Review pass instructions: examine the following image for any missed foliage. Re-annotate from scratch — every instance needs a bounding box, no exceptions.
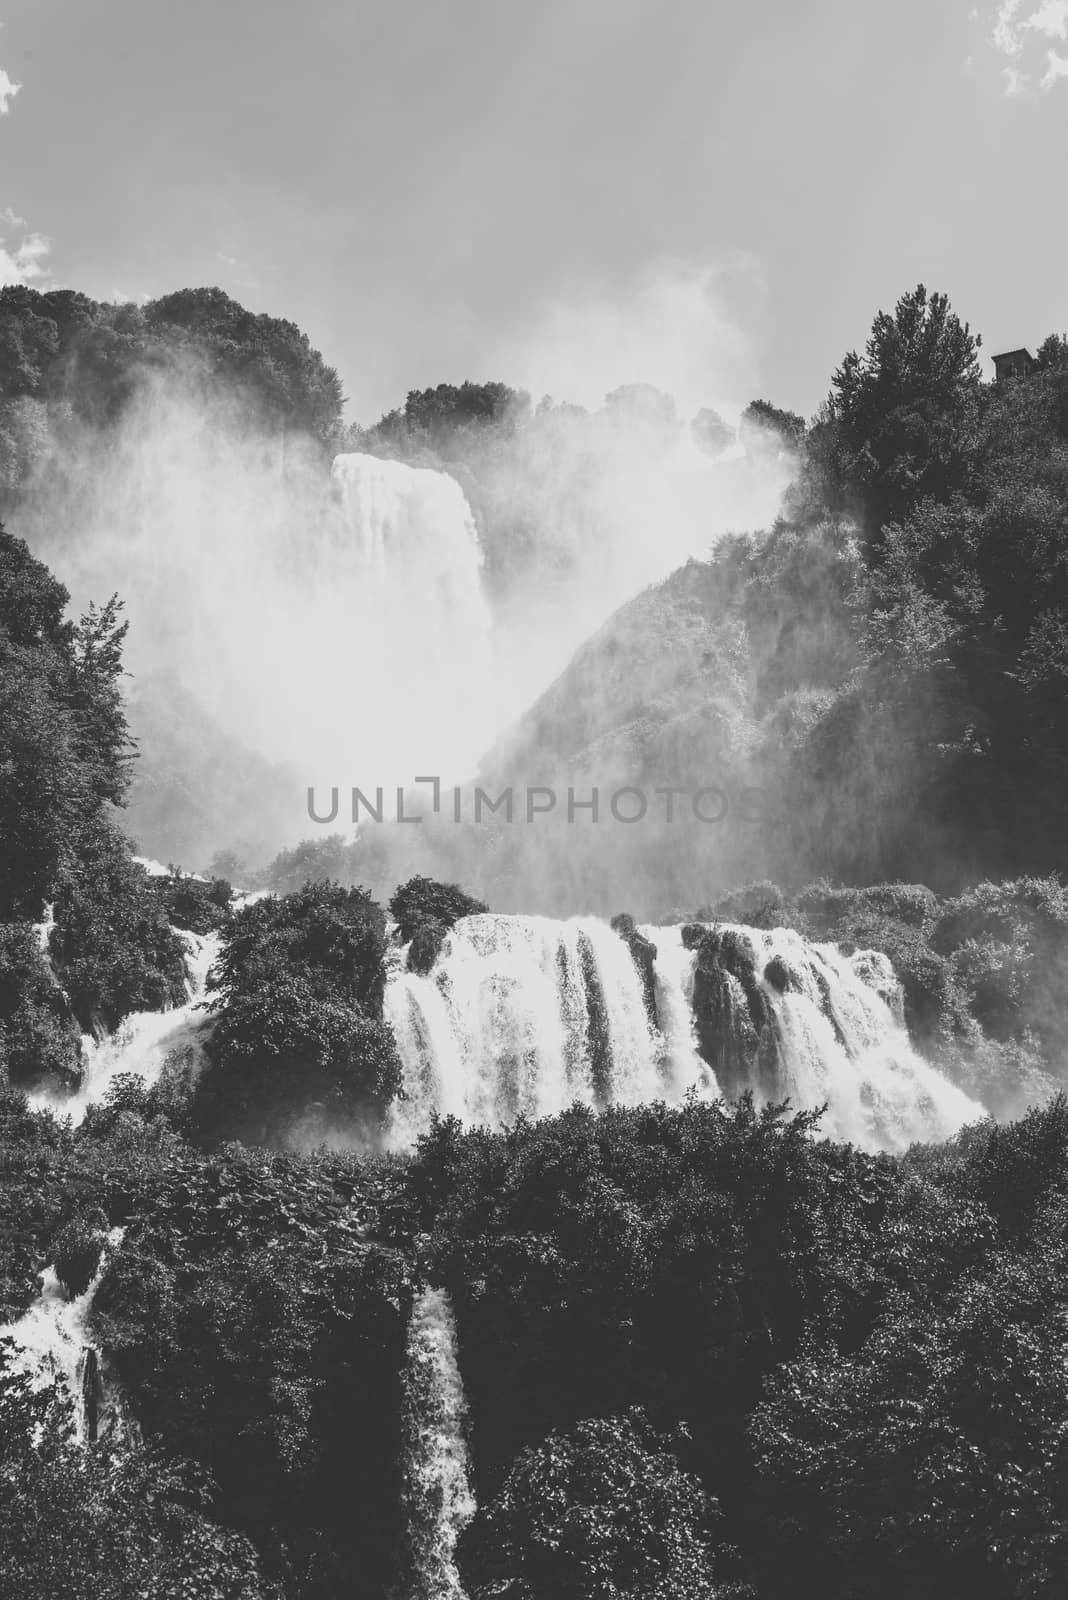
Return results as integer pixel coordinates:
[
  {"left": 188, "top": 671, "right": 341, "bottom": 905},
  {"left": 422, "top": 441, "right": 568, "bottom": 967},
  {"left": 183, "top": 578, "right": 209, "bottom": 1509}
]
[
  {"left": 389, "top": 874, "right": 489, "bottom": 973},
  {"left": 822, "top": 283, "right": 982, "bottom": 529},
  {"left": 740, "top": 399, "right": 806, "bottom": 451},
  {"left": 153, "top": 868, "right": 234, "bottom": 934},
  {"left": 463, "top": 1410, "right": 748, "bottom": 1599},
  {"left": 199, "top": 881, "right": 401, "bottom": 1142},
  {"left": 0, "top": 284, "right": 344, "bottom": 493},
  {"left": 412, "top": 1097, "right": 897, "bottom": 1495},
  {"left": 0, "top": 1358, "right": 280, "bottom": 1599},
  {"left": 50, "top": 819, "right": 189, "bottom": 1032},
  {"left": 0, "top": 527, "right": 130, "bottom": 919},
  {"left": 51, "top": 1207, "right": 108, "bottom": 1297},
  {"left": 89, "top": 1143, "right": 413, "bottom": 1599},
  {"left": 0, "top": 921, "right": 81, "bottom": 1089}
]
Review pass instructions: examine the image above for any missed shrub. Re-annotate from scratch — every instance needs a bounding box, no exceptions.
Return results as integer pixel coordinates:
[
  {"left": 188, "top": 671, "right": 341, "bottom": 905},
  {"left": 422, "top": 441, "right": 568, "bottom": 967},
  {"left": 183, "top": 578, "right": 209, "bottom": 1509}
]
[
  {"left": 390, "top": 875, "right": 488, "bottom": 973},
  {"left": 154, "top": 871, "right": 233, "bottom": 935},
  {"left": 51, "top": 1208, "right": 109, "bottom": 1298},
  {"left": 0, "top": 922, "right": 82, "bottom": 1089},
  {"left": 462, "top": 1410, "right": 747, "bottom": 1600},
  {"left": 50, "top": 822, "right": 188, "bottom": 1032}
]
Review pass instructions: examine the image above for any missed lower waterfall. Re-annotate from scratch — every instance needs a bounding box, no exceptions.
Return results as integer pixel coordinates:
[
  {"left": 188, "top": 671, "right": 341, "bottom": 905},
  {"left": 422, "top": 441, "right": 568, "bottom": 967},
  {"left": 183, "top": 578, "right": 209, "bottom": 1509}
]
[
  {"left": 385, "top": 915, "right": 983, "bottom": 1154},
  {"left": 384, "top": 914, "right": 719, "bottom": 1148},
  {"left": 401, "top": 1287, "right": 476, "bottom": 1600},
  {"left": 0, "top": 1228, "right": 127, "bottom": 1444},
  {"left": 29, "top": 928, "right": 219, "bottom": 1126}
]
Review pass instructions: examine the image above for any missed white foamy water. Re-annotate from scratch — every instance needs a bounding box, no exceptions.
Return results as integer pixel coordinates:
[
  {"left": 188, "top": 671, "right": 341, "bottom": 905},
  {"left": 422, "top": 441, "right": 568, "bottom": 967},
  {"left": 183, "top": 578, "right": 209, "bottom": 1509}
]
[
  {"left": 737, "top": 925, "right": 983, "bottom": 1153},
  {"left": 0, "top": 1227, "right": 124, "bottom": 1444},
  {"left": 384, "top": 914, "right": 717, "bottom": 1148},
  {"left": 401, "top": 1287, "right": 476, "bottom": 1600},
  {"left": 28, "top": 929, "right": 219, "bottom": 1126},
  {"left": 640, "top": 923, "right": 716, "bottom": 1099},
  {"left": 384, "top": 916, "right": 982, "bottom": 1153},
  {"left": 34, "top": 902, "right": 56, "bottom": 955},
  {"left": 328, "top": 452, "right": 498, "bottom": 781}
]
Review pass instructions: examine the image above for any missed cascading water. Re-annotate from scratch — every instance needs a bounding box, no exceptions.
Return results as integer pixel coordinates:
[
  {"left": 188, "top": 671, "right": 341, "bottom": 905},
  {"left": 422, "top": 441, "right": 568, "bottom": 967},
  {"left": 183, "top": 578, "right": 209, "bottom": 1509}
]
[
  {"left": 328, "top": 452, "right": 498, "bottom": 780},
  {"left": 385, "top": 915, "right": 983, "bottom": 1154},
  {"left": 639, "top": 922, "right": 711, "bottom": 1098},
  {"left": 730, "top": 925, "right": 983, "bottom": 1152},
  {"left": 0, "top": 1228, "right": 127, "bottom": 1444},
  {"left": 401, "top": 1287, "right": 477, "bottom": 1600},
  {"left": 384, "top": 914, "right": 719, "bottom": 1148},
  {"left": 29, "top": 928, "right": 219, "bottom": 1127}
]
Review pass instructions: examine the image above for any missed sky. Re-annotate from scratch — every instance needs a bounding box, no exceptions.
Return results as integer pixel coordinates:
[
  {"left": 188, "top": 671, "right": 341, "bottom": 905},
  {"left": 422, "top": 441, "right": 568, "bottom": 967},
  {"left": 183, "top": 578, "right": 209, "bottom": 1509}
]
[{"left": 1, "top": 0, "right": 1066, "bottom": 425}]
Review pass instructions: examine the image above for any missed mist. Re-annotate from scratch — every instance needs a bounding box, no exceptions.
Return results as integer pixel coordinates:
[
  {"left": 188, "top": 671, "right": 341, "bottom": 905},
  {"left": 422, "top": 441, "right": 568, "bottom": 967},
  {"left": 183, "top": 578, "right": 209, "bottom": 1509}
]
[{"left": 10, "top": 268, "right": 797, "bottom": 878}]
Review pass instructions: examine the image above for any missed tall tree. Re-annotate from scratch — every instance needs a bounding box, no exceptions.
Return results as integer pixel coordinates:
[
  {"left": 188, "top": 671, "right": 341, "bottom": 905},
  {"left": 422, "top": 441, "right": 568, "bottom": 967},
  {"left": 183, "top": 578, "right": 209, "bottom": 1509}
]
[{"left": 824, "top": 285, "right": 982, "bottom": 531}]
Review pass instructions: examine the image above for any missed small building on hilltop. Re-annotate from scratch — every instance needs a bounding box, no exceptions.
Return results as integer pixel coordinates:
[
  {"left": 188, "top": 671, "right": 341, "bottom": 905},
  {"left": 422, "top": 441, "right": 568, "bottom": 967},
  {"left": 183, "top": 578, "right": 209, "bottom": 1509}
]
[{"left": 992, "top": 348, "right": 1037, "bottom": 382}]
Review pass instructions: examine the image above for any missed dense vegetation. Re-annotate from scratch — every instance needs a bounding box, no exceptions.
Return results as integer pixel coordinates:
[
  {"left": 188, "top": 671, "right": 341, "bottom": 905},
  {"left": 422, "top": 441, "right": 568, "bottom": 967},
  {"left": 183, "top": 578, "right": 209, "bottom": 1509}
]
[
  {"left": 5, "top": 1067, "right": 1068, "bottom": 1598},
  {"left": 0, "top": 284, "right": 344, "bottom": 508},
  {"left": 195, "top": 881, "right": 401, "bottom": 1146},
  {"left": 0, "top": 527, "right": 190, "bottom": 1087}
]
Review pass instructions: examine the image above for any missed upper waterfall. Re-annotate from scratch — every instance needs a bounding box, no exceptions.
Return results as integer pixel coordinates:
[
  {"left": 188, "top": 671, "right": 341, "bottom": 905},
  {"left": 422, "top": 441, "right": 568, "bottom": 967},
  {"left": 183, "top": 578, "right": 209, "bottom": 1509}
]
[
  {"left": 385, "top": 915, "right": 983, "bottom": 1154},
  {"left": 328, "top": 452, "right": 496, "bottom": 781}
]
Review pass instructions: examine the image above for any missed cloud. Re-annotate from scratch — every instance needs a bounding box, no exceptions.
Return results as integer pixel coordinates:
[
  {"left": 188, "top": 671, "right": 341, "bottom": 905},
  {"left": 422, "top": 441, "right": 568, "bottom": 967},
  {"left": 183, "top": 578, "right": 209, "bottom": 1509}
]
[
  {"left": 994, "top": 0, "right": 1025, "bottom": 53},
  {"left": 1029, "top": 0, "right": 1068, "bottom": 37},
  {"left": 0, "top": 64, "right": 20, "bottom": 114},
  {"left": 1042, "top": 46, "right": 1068, "bottom": 82},
  {"left": 992, "top": 0, "right": 1068, "bottom": 87},
  {"left": 0, "top": 226, "right": 50, "bottom": 287}
]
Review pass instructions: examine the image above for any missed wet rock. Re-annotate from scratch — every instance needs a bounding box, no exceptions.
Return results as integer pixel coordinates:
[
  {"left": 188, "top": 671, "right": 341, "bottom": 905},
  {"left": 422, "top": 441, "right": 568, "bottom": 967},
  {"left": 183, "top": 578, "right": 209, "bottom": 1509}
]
[
  {"left": 407, "top": 917, "right": 450, "bottom": 976},
  {"left": 610, "top": 913, "right": 658, "bottom": 1026},
  {"left": 764, "top": 954, "right": 802, "bottom": 994},
  {"left": 690, "top": 927, "right": 784, "bottom": 1101}
]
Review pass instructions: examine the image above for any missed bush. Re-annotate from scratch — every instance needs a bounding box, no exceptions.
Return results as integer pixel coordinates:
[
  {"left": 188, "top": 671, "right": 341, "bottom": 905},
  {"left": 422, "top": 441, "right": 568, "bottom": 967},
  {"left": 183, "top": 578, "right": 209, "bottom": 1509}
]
[
  {"left": 154, "top": 871, "right": 233, "bottom": 935},
  {"left": 0, "top": 922, "right": 82, "bottom": 1089},
  {"left": 51, "top": 1208, "right": 109, "bottom": 1298},
  {"left": 389, "top": 875, "right": 488, "bottom": 973},
  {"left": 462, "top": 1410, "right": 747, "bottom": 1600},
  {"left": 0, "top": 1359, "right": 280, "bottom": 1600},
  {"left": 50, "top": 823, "right": 189, "bottom": 1033},
  {"left": 197, "top": 881, "right": 399, "bottom": 1143}
]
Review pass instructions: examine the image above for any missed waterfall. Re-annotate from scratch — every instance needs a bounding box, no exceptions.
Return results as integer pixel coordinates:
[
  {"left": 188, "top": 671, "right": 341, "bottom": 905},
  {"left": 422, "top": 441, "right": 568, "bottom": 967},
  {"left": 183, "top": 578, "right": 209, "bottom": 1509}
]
[
  {"left": 401, "top": 1287, "right": 476, "bottom": 1600},
  {"left": 384, "top": 915, "right": 982, "bottom": 1154},
  {"left": 328, "top": 452, "right": 497, "bottom": 780},
  {"left": 0, "top": 1228, "right": 126, "bottom": 1444},
  {"left": 384, "top": 914, "right": 718, "bottom": 1148},
  {"left": 735, "top": 925, "right": 983, "bottom": 1152},
  {"left": 29, "top": 928, "right": 219, "bottom": 1126},
  {"left": 34, "top": 901, "right": 56, "bottom": 958},
  {"left": 639, "top": 922, "right": 710, "bottom": 1098}
]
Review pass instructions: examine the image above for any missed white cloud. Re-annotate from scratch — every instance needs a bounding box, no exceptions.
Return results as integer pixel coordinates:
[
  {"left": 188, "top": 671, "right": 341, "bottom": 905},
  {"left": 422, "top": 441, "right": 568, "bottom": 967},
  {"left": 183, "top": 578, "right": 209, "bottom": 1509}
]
[
  {"left": 1028, "top": 0, "right": 1068, "bottom": 37},
  {"left": 994, "top": 0, "right": 1025, "bottom": 54},
  {"left": 1042, "top": 46, "right": 1068, "bottom": 83},
  {"left": 991, "top": 0, "right": 1068, "bottom": 88},
  {"left": 0, "top": 228, "right": 50, "bottom": 287},
  {"left": 992, "top": 0, "right": 1068, "bottom": 88},
  {"left": 0, "top": 64, "right": 20, "bottom": 114}
]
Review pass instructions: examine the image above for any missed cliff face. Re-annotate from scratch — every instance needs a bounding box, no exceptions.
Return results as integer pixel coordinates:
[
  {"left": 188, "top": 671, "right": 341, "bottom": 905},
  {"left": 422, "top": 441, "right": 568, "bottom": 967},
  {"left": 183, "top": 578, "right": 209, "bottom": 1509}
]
[{"left": 481, "top": 558, "right": 755, "bottom": 797}]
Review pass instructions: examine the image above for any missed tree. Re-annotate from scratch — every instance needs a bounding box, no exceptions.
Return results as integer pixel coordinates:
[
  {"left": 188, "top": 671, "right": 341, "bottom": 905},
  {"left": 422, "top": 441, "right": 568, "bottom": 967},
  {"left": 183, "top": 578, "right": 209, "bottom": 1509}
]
[
  {"left": 463, "top": 1411, "right": 748, "bottom": 1600},
  {"left": 200, "top": 881, "right": 401, "bottom": 1141},
  {"left": 739, "top": 399, "right": 806, "bottom": 452},
  {"left": 826, "top": 285, "right": 982, "bottom": 529}
]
